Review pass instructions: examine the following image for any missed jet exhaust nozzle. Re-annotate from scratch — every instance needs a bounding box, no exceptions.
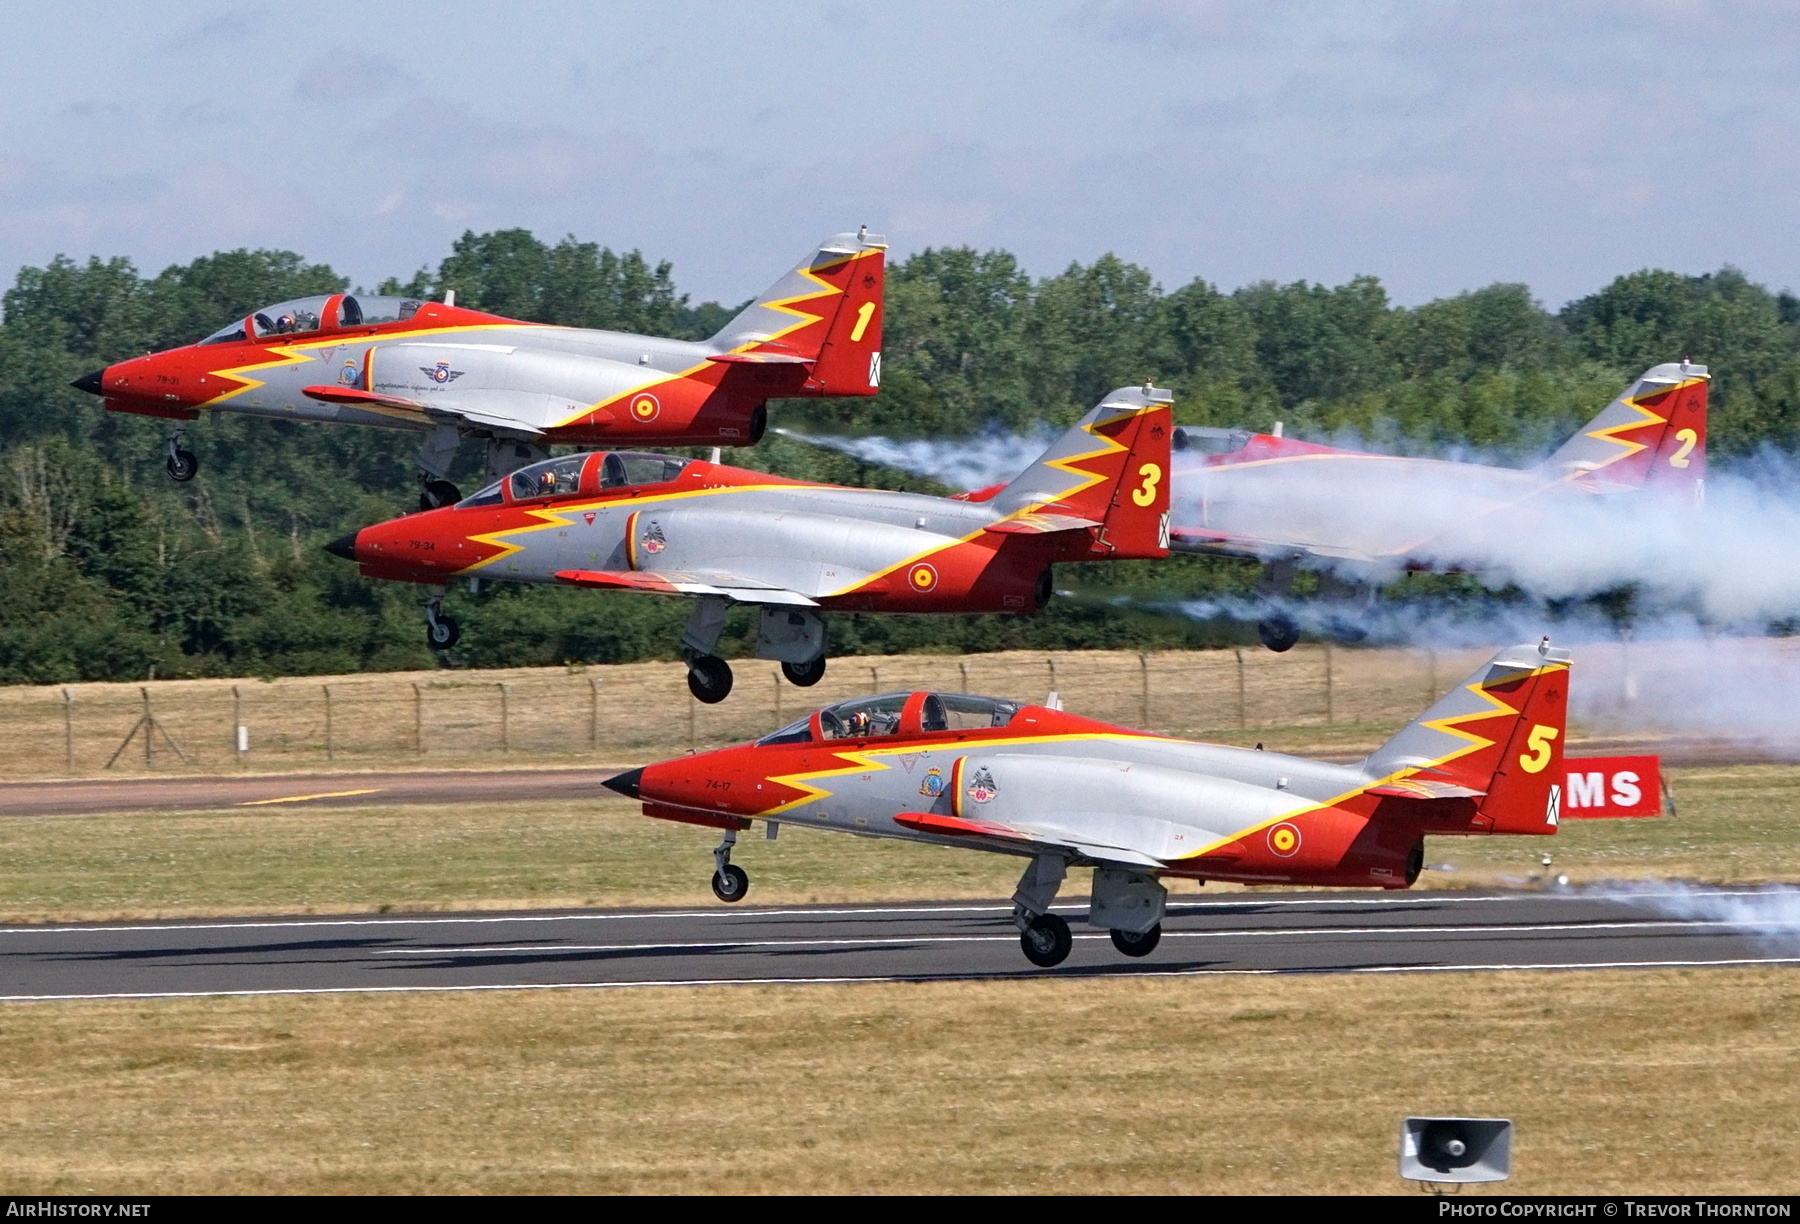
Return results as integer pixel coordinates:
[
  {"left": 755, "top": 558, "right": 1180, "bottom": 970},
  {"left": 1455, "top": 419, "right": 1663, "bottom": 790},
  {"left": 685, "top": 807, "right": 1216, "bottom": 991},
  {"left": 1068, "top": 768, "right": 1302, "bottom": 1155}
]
[
  {"left": 323, "top": 531, "right": 360, "bottom": 561},
  {"left": 71, "top": 370, "right": 104, "bottom": 396},
  {"left": 602, "top": 768, "right": 644, "bottom": 799}
]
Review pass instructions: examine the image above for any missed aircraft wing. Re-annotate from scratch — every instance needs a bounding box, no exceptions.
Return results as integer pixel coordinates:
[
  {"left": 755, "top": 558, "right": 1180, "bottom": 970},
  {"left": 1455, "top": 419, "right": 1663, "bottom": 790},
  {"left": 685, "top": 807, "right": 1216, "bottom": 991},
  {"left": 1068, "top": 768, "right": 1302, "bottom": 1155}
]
[
  {"left": 302, "top": 385, "right": 546, "bottom": 436},
  {"left": 553, "top": 569, "right": 818, "bottom": 605},
  {"left": 893, "top": 809, "right": 1192, "bottom": 870}
]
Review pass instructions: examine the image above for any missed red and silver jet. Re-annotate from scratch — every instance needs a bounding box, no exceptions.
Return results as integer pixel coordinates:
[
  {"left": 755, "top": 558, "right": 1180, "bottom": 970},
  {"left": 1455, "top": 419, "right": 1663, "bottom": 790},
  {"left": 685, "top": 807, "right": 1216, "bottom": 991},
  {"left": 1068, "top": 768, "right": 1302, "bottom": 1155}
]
[
  {"left": 1171, "top": 363, "right": 1708, "bottom": 649},
  {"left": 605, "top": 640, "right": 1572, "bottom": 966},
  {"left": 72, "top": 230, "right": 887, "bottom": 509},
  {"left": 328, "top": 385, "right": 1174, "bottom": 695}
]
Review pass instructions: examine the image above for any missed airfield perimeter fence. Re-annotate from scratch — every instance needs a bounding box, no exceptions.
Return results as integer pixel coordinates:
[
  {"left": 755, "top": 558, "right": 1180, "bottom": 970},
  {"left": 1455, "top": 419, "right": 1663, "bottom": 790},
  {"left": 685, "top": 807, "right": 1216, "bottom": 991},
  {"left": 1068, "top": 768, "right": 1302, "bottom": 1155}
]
[{"left": 0, "top": 638, "right": 1759, "bottom": 780}]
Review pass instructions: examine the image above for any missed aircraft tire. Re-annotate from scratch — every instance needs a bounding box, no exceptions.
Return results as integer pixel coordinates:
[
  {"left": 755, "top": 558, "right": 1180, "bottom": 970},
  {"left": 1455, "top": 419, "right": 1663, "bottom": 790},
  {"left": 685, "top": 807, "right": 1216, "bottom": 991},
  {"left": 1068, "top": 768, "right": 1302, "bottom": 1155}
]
[
  {"left": 166, "top": 449, "right": 199, "bottom": 483},
  {"left": 711, "top": 864, "right": 750, "bottom": 903},
  {"left": 1020, "top": 913, "right": 1072, "bottom": 968},
  {"left": 427, "top": 615, "right": 461, "bottom": 651},
  {"left": 1110, "top": 923, "right": 1162, "bottom": 958},
  {"left": 781, "top": 657, "right": 826, "bottom": 687},
  {"left": 687, "top": 655, "right": 734, "bottom": 703},
  {"left": 419, "top": 480, "right": 462, "bottom": 512},
  {"left": 1257, "top": 616, "right": 1300, "bottom": 653}
]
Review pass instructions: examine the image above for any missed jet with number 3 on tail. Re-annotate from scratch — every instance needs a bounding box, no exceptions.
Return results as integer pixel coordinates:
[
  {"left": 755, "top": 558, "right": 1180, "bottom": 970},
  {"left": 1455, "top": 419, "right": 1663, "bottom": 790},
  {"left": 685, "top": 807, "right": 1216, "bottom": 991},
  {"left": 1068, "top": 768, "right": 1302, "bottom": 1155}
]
[
  {"left": 603, "top": 640, "right": 1572, "bottom": 966},
  {"left": 1170, "top": 363, "right": 1708, "bottom": 650},
  {"left": 70, "top": 230, "right": 889, "bottom": 510},
  {"left": 327, "top": 384, "right": 1174, "bottom": 695}
]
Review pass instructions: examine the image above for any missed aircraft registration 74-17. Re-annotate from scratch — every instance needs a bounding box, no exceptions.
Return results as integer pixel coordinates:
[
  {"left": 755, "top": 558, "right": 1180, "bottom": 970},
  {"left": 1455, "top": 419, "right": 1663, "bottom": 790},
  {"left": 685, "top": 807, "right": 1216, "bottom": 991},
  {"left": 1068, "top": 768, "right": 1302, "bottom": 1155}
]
[
  {"left": 1170, "top": 362, "right": 1708, "bottom": 650},
  {"left": 71, "top": 230, "right": 888, "bottom": 509},
  {"left": 327, "top": 385, "right": 1174, "bottom": 696},
  {"left": 605, "top": 640, "right": 1572, "bottom": 967}
]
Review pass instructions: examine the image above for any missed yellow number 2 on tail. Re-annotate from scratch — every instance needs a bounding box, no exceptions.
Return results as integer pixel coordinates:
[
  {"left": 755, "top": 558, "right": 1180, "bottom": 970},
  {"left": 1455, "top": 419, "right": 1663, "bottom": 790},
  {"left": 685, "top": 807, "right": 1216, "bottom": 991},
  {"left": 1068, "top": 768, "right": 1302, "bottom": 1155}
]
[
  {"left": 1669, "top": 428, "right": 1698, "bottom": 468},
  {"left": 1518, "top": 724, "right": 1559, "bottom": 774},
  {"left": 1131, "top": 463, "right": 1162, "bottom": 507}
]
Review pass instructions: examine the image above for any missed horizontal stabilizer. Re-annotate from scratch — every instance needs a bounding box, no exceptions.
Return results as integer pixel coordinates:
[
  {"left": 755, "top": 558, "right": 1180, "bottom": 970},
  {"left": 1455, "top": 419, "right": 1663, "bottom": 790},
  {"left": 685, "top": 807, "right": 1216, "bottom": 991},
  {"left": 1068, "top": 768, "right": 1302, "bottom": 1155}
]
[
  {"left": 1367, "top": 779, "right": 1487, "bottom": 800},
  {"left": 984, "top": 513, "right": 1102, "bottom": 536},
  {"left": 705, "top": 352, "right": 814, "bottom": 366},
  {"left": 553, "top": 569, "right": 817, "bottom": 605}
]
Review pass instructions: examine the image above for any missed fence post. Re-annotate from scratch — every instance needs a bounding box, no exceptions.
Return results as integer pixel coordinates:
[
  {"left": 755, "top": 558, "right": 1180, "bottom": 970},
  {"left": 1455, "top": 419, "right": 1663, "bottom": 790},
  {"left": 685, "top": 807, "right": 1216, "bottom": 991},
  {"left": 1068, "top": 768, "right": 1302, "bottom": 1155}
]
[
  {"left": 870, "top": 666, "right": 880, "bottom": 694},
  {"left": 772, "top": 669, "right": 781, "bottom": 724},
  {"left": 1324, "top": 642, "right": 1334, "bottom": 725},
  {"left": 62, "top": 687, "right": 73, "bottom": 771},
  {"left": 323, "top": 685, "right": 333, "bottom": 761},
  {"left": 232, "top": 685, "right": 243, "bottom": 765},
  {"left": 143, "top": 688, "right": 154, "bottom": 767},
  {"left": 958, "top": 661, "right": 970, "bottom": 694},
  {"left": 1235, "top": 648, "right": 1247, "bottom": 729},
  {"left": 1138, "top": 653, "right": 1150, "bottom": 728},
  {"left": 414, "top": 683, "right": 424, "bottom": 754},
  {"left": 589, "top": 677, "right": 600, "bottom": 753},
  {"left": 687, "top": 690, "right": 697, "bottom": 751},
  {"left": 499, "top": 683, "right": 510, "bottom": 753}
]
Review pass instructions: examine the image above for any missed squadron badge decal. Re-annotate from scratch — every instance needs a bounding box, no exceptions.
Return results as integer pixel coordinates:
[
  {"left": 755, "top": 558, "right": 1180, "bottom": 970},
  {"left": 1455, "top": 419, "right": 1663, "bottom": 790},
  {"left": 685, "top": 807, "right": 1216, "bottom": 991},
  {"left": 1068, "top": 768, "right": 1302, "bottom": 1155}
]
[
  {"left": 918, "top": 767, "right": 945, "bottom": 798},
  {"left": 420, "top": 361, "right": 464, "bottom": 384},
  {"left": 966, "top": 766, "right": 997, "bottom": 804}
]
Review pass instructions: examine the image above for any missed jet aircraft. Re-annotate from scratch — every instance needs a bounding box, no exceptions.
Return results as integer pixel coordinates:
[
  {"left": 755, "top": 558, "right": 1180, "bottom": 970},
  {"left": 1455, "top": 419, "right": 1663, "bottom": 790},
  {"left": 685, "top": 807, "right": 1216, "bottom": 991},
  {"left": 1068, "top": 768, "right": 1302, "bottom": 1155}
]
[
  {"left": 1169, "top": 363, "right": 1708, "bottom": 650},
  {"left": 604, "top": 639, "right": 1572, "bottom": 966},
  {"left": 71, "top": 230, "right": 888, "bottom": 509},
  {"left": 327, "top": 385, "right": 1175, "bottom": 698}
]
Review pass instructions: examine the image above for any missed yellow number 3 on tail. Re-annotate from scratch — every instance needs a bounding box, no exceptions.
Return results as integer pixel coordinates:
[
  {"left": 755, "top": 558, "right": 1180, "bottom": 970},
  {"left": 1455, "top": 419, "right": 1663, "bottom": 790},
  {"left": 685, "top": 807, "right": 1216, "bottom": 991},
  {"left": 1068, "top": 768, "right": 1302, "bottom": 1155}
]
[
  {"left": 1518, "top": 724, "right": 1559, "bottom": 773},
  {"left": 1131, "top": 463, "right": 1162, "bottom": 507}
]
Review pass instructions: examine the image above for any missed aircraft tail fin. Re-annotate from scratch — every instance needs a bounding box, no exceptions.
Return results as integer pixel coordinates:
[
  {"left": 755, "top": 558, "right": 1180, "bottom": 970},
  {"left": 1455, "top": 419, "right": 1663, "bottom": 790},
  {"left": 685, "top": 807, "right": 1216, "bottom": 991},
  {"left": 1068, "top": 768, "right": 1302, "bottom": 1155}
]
[
  {"left": 1539, "top": 362, "right": 1708, "bottom": 499},
  {"left": 708, "top": 229, "right": 887, "bottom": 396},
  {"left": 1362, "top": 641, "right": 1573, "bottom": 835},
  {"left": 991, "top": 385, "right": 1175, "bottom": 559}
]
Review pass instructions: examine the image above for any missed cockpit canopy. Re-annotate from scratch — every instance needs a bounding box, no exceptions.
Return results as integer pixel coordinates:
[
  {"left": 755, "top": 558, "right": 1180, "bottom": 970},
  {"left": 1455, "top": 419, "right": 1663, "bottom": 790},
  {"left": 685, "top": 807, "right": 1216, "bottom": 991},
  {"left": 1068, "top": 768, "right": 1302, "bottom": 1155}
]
[
  {"left": 1173, "top": 425, "right": 1254, "bottom": 456},
  {"left": 755, "top": 691, "right": 1023, "bottom": 746},
  {"left": 197, "top": 294, "right": 427, "bottom": 346},
  {"left": 454, "top": 451, "right": 694, "bottom": 508}
]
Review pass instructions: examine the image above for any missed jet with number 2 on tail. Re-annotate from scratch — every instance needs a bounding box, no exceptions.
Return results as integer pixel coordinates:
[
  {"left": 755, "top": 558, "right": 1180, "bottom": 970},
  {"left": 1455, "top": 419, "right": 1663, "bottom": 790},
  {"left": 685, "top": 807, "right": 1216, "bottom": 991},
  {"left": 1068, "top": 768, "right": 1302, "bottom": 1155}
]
[
  {"left": 1170, "top": 363, "right": 1708, "bottom": 650},
  {"left": 70, "top": 230, "right": 888, "bottom": 510},
  {"left": 604, "top": 640, "right": 1572, "bottom": 966},
  {"left": 327, "top": 385, "right": 1174, "bottom": 695}
]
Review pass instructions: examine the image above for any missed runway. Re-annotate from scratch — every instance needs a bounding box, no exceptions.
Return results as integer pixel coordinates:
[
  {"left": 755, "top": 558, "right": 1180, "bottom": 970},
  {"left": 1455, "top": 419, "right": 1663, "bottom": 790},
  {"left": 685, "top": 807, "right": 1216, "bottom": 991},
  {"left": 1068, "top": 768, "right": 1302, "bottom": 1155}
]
[{"left": 3, "top": 889, "right": 1794, "bottom": 1000}]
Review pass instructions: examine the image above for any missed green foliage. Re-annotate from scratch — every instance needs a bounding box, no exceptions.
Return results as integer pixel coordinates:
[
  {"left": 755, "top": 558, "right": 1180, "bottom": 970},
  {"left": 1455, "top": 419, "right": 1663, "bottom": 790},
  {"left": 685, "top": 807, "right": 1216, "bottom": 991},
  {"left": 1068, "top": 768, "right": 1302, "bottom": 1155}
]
[{"left": 4, "top": 228, "right": 1800, "bottom": 683}]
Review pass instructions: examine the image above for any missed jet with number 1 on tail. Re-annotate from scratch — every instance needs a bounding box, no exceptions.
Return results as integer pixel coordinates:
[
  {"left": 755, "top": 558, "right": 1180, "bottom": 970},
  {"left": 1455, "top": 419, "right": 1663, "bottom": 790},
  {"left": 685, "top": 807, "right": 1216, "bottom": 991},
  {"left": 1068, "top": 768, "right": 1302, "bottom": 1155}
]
[
  {"left": 327, "top": 384, "right": 1174, "bottom": 692},
  {"left": 70, "top": 230, "right": 888, "bottom": 510},
  {"left": 604, "top": 640, "right": 1572, "bottom": 966}
]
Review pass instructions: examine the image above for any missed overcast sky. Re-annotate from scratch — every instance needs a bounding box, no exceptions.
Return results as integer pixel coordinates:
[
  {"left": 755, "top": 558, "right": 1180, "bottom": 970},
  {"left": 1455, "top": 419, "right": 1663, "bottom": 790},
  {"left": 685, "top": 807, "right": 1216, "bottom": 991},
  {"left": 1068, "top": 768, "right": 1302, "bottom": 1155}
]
[{"left": 3, "top": 0, "right": 1797, "bottom": 311}]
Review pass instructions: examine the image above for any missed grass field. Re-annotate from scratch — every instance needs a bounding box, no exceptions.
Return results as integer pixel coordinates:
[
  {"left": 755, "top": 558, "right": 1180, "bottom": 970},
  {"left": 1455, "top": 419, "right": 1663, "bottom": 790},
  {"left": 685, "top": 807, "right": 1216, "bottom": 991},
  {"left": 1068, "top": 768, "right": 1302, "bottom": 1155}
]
[
  {"left": 0, "top": 765, "right": 1795, "bottom": 923},
  {"left": 1, "top": 968, "right": 1794, "bottom": 1194}
]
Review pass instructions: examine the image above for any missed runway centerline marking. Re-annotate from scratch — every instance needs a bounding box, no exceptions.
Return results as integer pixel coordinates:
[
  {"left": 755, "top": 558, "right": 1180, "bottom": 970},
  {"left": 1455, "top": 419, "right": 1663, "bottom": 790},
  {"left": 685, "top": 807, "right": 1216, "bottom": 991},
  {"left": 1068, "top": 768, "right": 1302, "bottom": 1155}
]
[{"left": 237, "top": 789, "right": 381, "bottom": 806}]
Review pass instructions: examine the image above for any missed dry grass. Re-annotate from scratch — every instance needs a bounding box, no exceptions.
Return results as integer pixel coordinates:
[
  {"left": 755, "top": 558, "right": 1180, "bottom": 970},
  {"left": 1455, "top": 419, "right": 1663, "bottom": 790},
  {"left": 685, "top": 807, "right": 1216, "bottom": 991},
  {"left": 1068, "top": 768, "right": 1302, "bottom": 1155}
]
[
  {"left": 0, "top": 969, "right": 1794, "bottom": 1194},
  {"left": 0, "top": 765, "right": 1795, "bottom": 924}
]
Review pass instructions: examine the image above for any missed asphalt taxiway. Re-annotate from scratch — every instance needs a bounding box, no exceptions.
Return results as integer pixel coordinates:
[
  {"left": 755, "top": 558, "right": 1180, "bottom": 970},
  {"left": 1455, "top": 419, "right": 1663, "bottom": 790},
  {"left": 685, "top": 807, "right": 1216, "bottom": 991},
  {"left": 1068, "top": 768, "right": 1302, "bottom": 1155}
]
[{"left": 3, "top": 889, "right": 1792, "bottom": 1000}]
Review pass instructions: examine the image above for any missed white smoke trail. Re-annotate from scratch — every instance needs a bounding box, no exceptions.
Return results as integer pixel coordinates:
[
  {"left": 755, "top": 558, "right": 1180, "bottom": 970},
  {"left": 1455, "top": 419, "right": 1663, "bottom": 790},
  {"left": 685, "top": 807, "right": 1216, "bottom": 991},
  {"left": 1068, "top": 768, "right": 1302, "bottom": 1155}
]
[
  {"left": 774, "top": 426, "right": 1059, "bottom": 492},
  {"left": 1584, "top": 882, "right": 1800, "bottom": 941}
]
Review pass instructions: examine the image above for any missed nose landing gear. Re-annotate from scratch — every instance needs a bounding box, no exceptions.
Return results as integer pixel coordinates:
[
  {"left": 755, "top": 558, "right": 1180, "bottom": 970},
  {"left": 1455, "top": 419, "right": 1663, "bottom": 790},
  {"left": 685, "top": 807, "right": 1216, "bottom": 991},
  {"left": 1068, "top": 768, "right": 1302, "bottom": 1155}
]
[
  {"left": 711, "top": 829, "right": 750, "bottom": 902},
  {"left": 165, "top": 430, "right": 199, "bottom": 483},
  {"left": 424, "top": 596, "right": 460, "bottom": 651}
]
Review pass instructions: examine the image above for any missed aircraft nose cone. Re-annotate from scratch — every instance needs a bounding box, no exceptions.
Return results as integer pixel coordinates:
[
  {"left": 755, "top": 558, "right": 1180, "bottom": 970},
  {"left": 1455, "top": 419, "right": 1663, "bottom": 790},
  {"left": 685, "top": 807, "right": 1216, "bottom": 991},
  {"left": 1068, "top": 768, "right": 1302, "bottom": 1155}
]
[
  {"left": 323, "top": 531, "right": 360, "bottom": 561},
  {"left": 602, "top": 767, "right": 644, "bottom": 799},
  {"left": 70, "top": 369, "right": 104, "bottom": 396}
]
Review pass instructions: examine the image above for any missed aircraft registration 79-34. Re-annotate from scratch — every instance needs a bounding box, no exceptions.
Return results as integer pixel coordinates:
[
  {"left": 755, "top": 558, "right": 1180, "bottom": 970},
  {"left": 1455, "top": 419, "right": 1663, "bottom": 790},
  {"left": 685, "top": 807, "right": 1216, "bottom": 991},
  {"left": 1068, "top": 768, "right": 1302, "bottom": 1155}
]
[
  {"left": 328, "top": 385, "right": 1175, "bottom": 694},
  {"left": 605, "top": 640, "right": 1572, "bottom": 966},
  {"left": 71, "top": 230, "right": 888, "bottom": 509}
]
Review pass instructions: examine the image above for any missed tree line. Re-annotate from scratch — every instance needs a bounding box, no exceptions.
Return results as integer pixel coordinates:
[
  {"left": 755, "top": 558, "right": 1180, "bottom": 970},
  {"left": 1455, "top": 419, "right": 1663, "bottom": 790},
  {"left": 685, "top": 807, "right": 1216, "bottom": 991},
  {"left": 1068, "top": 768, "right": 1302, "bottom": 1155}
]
[{"left": 2, "top": 226, "right": 1797, "bottom": 684}]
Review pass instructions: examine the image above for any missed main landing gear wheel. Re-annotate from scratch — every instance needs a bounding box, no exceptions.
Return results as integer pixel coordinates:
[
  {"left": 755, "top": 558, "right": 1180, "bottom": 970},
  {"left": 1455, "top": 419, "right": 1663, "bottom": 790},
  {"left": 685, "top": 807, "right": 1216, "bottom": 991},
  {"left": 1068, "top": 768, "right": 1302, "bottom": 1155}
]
[
  {"left": 1257, "top": 615, "right": 1300, "bottom": 653},
  {"left": 687, "top": 654, "right": 734, "bottom": 703},
  {"left": 1020, "top": 913, "right": 1073, "bottom": 968},
  {"left": 418, "top": 479, "right": 461, "bottom": 512},
  {"left": 711, "top": 863, "right": 750, "bottom": 903},
  {"left": 781, "top": 657, "right": 826, "bottom": 687},
  {"left": 1110, "top": 924, "right": 1162, "bottom": 958}
]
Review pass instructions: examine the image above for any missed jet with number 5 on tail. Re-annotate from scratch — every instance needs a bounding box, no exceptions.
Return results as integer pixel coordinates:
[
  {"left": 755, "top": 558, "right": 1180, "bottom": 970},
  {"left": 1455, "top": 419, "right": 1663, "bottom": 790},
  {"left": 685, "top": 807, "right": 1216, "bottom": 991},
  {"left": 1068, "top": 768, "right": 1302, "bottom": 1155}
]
[
  {"left": 327, "top": 384, "right": 1174, "bottom": 696},
  {"left": 1170, "top": 363, "right": 1708, "bottom": 650},
  {"left": 70, "top": 230, "right": 888, "bottom": 509},
  {"left": 603, "top": 639, "right": 1572, "bottom": 966}
]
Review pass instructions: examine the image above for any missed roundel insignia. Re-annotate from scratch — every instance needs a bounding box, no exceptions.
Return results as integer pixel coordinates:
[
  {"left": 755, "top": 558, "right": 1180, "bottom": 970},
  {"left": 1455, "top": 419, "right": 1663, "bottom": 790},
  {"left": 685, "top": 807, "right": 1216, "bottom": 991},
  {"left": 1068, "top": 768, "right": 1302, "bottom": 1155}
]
[
  {"left": 908, "top": 563, "right": 938, "bottom": 593},
  {"left": 1268, "top": 823, "right": 1301, "bottom": 858},
  {"left": 630, "top": 393, "right": 660, "bottom": 422}
]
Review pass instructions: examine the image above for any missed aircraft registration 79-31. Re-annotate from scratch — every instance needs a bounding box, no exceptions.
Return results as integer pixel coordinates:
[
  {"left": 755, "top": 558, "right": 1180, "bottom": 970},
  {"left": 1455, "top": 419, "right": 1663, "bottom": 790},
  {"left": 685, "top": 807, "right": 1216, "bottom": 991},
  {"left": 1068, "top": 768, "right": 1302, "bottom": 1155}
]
[
  {"left": 606, "top": 640, "right": 1573, "bottom": 966},
  {"left": 328, "top": 385, "right": 1175, "bottom": 694},
  {"left": 72, "top": 230, "right": 888, "bottom": 509}
]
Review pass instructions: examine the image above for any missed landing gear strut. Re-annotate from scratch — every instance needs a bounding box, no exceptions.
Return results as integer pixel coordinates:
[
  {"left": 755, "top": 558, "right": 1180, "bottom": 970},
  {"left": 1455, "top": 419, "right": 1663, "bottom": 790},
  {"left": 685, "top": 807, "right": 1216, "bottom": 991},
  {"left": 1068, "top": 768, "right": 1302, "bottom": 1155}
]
[
  {"left": 1255, "top": 555, "right": 1300, "bottom": 652},
  {"left": 415, "top": 424, "right": 463, "bottom": 512},
  {"left": 686, "top": 653, "right": 734, "bottom": 703},
  {"left": 424, "top": 594, "right": 460, "bottom": 651},
  {"left": 1012, "top": 854, "right": 1072, "bottom": 968},
  {"left": 711, "top": 829, "right": 749, "bottom": 902},
  {"left": 682, "top": 596, "right": 735, "bottom": 704},
  {"left": 418, "top": 478, "right": 461, "bottom": 512},
  {"left": 165, "top": 430, "right": 198, "bottom": 482}
]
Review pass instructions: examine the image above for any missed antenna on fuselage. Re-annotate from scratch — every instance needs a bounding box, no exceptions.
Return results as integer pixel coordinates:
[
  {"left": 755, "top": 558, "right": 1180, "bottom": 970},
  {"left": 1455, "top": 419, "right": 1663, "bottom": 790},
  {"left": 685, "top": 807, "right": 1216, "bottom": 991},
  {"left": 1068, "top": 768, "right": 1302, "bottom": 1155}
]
[
  {"left": 710, "top": 447, "right": 722, "bottom": 464},
  {"left": 443, "top": 290, "right": 456, "bottom": 307}
]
